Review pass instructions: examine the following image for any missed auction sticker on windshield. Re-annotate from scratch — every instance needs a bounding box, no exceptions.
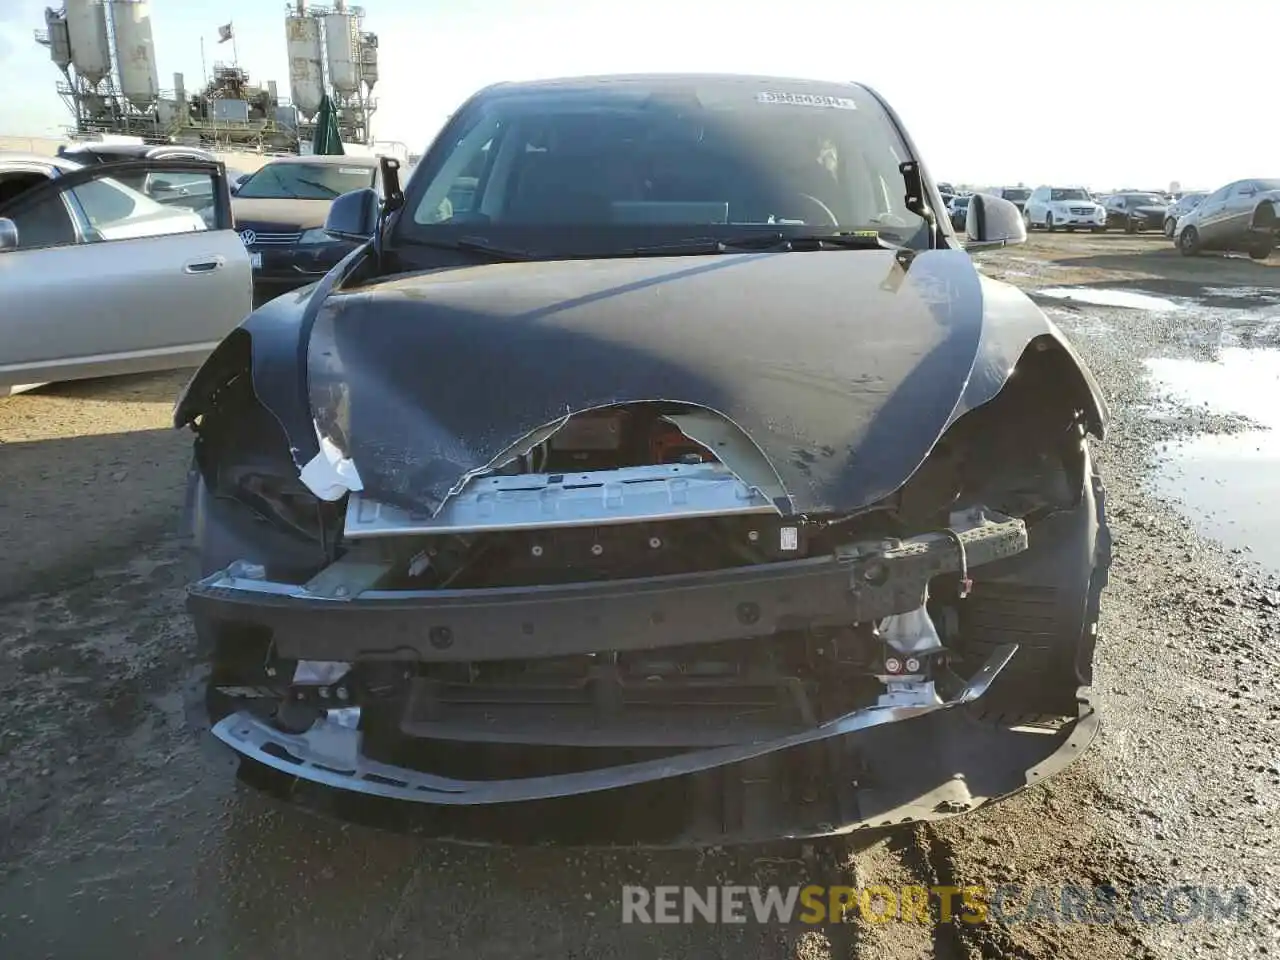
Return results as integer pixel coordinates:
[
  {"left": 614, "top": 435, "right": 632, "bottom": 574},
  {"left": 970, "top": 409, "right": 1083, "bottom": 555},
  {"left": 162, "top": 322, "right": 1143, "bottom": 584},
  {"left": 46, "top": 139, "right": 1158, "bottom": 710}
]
[
  {"left": 340, "top": 167, "right": 370, "bottom": 176},
  {"left": 756, "top": 92, "right": 857, "bottom": 109}
]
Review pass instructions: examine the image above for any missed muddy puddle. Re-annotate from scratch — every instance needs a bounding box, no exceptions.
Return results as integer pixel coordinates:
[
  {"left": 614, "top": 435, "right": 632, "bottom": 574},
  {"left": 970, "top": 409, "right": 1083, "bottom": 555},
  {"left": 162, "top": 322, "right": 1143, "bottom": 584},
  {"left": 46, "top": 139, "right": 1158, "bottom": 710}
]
[{"left": 1146, "top": 347, "right": 1280, "bottom": 569}]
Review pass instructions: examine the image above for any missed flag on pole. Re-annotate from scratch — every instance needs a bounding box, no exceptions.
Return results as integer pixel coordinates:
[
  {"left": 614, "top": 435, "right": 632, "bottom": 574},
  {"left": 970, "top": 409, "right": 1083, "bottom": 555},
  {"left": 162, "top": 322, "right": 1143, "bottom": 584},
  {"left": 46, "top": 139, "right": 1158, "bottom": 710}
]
[{"left": 217, "top": 23, "right": 234, "bottom": 43}]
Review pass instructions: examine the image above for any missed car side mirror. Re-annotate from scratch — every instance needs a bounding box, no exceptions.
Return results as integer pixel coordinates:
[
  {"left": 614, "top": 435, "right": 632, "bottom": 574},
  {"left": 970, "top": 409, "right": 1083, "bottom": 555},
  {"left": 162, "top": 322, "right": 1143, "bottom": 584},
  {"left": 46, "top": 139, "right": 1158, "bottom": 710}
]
[
  {"left": 325, "top": 187, "right": 380, "bottom": 241},
  {"left": 964, "top": 193, "right": 1026, "bottom": 250},
  {"left": 0, "top": 218, "right": 18, "bottom": 252}
]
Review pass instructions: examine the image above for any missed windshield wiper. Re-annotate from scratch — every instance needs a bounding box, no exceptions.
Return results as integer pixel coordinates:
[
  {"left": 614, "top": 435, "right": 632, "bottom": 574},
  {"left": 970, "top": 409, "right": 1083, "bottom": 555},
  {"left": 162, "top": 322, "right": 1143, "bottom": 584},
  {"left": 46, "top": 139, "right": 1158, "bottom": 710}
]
[
  {"left": 621, "top": 231, "right": 900, "bottom": 257},
  {"left": 400, "top": 236, "right": 534, "bottom": 262},
  {"left": 294, "top": 178, "right": 340, "bottom": 198}
]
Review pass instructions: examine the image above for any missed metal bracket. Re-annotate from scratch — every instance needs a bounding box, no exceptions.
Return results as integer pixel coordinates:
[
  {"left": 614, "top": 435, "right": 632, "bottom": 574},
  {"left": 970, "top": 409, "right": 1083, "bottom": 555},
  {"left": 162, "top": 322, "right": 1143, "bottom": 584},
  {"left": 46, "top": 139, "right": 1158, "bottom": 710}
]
[{"left": 301, "top": 556, "right": 395, "bottom": 600}]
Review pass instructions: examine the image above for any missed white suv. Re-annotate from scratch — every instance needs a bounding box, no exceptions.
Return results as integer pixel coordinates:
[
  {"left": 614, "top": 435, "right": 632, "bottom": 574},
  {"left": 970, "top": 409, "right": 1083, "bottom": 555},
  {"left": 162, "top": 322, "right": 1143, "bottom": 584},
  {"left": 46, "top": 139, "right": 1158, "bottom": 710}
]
[{"left": 1024, "top": 186, "right": 1107, "bottom": 232}]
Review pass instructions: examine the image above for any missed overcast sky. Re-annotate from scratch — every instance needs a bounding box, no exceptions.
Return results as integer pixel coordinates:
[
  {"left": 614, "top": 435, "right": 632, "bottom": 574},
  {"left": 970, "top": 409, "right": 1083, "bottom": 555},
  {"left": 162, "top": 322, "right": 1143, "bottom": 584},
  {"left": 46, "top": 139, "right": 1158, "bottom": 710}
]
[{"left": 0, "top": 0, "right": 1273, "bottom": 190}]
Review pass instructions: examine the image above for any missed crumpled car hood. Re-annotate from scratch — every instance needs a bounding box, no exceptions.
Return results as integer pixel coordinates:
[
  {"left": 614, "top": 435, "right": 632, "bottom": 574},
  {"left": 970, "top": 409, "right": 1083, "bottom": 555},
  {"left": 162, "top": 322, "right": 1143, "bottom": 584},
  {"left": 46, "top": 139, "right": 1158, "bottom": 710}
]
[{"left": 305, "top": 248, "right": 1096, "bottom": 516}]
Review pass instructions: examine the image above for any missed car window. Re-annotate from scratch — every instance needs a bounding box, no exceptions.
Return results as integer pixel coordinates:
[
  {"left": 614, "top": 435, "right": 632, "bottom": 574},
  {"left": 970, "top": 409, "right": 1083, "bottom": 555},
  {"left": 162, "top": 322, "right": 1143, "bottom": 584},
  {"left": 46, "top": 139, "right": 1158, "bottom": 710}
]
[
  {"left": 4, "top": 171, "right": 218, "bottom": 250},
  {"left": 1204, "top": 185, "right": 1232, "bottom": 204},
  {"left": 0, "top": 170, "right": 76, "bottom": 249},
  {"left": 148, "top": 171, "right": 212, "bottom": 193},
  {"left": 0, "top": 170, "right": 54, "bottom": 207},
  {"left": 401, "top": 81, "right": 933, "bottom": 251},
  {"left": 236, "top": 162, "right": 377, "bottom": 200}
]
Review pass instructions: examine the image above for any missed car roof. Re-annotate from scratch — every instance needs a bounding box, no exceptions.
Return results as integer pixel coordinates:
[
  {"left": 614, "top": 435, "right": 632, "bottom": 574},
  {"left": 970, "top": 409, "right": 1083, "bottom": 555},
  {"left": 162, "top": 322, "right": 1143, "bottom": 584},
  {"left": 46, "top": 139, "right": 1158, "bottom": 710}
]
[
  {"left": 480, "top": 72, "right": 870, "bottom": 98},
  {"left": 59, "top": 142, "right": 213, "bottom": 157},
  {"left": 0, "top": 151, "right": 81, "bottom": 172},
  {"left": 265, "top": 154, "right": 379, "bottom": 167}
]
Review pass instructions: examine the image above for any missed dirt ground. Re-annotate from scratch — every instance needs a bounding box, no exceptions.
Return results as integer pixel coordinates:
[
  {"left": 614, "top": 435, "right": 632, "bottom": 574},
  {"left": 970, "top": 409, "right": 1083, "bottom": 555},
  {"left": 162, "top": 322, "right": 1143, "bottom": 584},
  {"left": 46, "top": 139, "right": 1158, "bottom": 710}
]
[{"left": 1, "top": 232, "right": 1278, "bottom": 959}]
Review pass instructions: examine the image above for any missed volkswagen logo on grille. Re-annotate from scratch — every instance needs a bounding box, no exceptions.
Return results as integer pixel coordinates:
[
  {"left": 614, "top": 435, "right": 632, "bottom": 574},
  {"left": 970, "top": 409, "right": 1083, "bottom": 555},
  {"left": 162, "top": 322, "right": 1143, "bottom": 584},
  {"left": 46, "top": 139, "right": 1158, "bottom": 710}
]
[{"left": 239, "top": 229, "right": 256, "bottom": 247}]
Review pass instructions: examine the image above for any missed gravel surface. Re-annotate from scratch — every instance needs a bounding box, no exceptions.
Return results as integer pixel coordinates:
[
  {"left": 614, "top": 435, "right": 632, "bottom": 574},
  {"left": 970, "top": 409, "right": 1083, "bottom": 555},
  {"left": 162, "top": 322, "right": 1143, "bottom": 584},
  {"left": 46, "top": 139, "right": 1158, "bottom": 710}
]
[{"left": 1, "top": 232, "right": 1277, "bottom": 959}]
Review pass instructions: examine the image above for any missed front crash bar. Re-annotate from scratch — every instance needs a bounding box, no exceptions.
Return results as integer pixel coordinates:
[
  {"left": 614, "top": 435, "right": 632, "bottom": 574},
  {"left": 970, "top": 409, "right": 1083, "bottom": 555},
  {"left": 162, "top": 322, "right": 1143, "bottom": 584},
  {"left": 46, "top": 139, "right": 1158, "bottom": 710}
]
[
  {"left": 188, "top": 508, "right": 1029, "bottom": 662},
  {"left": 211, "top": 643, "right": 1017, "bottom": 805}
]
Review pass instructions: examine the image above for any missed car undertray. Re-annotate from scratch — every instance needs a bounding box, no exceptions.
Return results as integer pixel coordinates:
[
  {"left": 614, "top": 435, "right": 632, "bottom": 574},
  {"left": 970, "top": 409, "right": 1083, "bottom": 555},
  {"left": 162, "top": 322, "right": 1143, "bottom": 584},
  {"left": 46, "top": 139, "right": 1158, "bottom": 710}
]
[{"left": 216, "top": 691, "right": 1098, "bottom": 847}]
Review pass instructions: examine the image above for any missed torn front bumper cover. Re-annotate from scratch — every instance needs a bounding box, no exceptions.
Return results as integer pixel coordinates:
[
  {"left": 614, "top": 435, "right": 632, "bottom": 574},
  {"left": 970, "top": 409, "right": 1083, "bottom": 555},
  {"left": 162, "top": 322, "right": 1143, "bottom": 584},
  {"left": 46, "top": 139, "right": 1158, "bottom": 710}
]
[
  {"left": 214, "top": 642, "right": 1009, "bottom": 802},
  {"left": 209, "top": 672, "right": 1100, "bottom": 842}
]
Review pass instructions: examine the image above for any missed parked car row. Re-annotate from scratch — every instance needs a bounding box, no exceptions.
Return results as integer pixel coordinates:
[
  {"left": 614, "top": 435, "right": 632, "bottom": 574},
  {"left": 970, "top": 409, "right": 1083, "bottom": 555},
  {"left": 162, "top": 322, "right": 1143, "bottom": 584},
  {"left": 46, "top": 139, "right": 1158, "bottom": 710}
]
[{"left": 991, "top": 176, "right": 1276, "bottom": 258}]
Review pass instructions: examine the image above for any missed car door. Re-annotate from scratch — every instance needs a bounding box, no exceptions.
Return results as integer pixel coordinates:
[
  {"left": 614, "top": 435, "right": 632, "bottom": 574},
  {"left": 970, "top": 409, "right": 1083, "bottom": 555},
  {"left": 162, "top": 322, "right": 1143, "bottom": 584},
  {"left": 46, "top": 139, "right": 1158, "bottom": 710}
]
[
  {"left": 0, "top": 158, "right": 252, "bottom": 389},
  {"left": 1194, "top": 183, "right": 1235, "bottom": 244},
  {"left": 1220, "top": 181, "right": 1261, "bottom": 239}
]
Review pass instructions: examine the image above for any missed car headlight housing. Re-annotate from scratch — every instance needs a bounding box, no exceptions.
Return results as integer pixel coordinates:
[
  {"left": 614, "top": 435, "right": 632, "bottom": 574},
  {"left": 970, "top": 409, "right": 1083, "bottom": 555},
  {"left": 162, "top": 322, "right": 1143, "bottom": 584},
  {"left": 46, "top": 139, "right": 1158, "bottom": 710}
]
[{"left": 298, "top": 227, "right": 333, "bottom": 245}]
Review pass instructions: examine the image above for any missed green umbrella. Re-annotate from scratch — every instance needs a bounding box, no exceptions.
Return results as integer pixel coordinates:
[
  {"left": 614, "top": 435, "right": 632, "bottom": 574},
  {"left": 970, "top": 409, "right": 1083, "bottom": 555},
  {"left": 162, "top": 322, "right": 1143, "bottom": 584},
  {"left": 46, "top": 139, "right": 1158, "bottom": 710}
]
[{"left": 311, "top": 94, "right": 344, "bottom": 156}]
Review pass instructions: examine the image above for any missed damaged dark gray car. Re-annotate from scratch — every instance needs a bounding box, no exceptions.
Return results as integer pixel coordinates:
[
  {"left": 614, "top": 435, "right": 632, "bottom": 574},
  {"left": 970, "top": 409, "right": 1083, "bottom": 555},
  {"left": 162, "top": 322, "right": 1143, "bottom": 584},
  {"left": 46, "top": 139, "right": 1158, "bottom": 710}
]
[{"left": 176, "top": 74, "right": 1111, "bottom": 843}]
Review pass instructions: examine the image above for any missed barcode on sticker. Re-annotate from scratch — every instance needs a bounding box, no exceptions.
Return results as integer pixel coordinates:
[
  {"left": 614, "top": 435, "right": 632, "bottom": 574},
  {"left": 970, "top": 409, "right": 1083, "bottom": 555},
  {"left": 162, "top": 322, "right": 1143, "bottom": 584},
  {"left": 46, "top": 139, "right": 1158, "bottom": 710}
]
[
  {"left": 757, "top": 92, "right": 857, "bottom": 110},
  {"left": 780, "top": 526, "right": 799, "bottom": 551}
]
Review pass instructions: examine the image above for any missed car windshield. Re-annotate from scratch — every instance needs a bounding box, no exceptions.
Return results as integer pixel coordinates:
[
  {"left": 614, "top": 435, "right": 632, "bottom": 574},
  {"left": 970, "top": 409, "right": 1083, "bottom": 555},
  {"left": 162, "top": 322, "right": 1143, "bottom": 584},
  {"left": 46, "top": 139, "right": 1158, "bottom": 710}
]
[
  {"left": 1002, "top": 188, "right": 1031, "bottom": 201},
  {"left": 235, "top": 162, "right": 375, "bottom": 200},
  {"left": 1051, "top": 189, "right": 1090, "bottom": 201},
  {"left": 1125, "top": 194, "right": 1164, "bottom": 206},
  {"left": 398, "top": 80, "right": 932, "bottom": 253}
]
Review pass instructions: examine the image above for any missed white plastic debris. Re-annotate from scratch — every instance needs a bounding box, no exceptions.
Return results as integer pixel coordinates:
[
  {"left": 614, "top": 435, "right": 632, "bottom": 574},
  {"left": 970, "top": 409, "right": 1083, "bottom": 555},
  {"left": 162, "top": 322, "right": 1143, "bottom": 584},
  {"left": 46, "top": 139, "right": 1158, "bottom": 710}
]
[{"left": 298, "top": 429, "right": 364, "bottom": 501}]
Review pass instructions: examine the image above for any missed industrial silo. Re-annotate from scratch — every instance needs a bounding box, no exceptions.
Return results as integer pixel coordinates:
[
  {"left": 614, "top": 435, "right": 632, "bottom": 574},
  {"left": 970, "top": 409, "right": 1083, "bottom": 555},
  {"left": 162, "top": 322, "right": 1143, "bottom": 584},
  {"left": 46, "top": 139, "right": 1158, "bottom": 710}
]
[
  {"left": 285, "top": 1, "right": 324, "bottom": 120},
  {"left": 109, "top": 0, "right": 160, "bottom": 109},
  {"left": 359, "top": 32, "right": 378, "bottom": 92},
  {"left": 64, "top": 0, "right": 112, "bottom": 87},
  {"left": 323, "top": 2, "right": 360, "bottom": 96},
  {"left": 43, "top": 9, "right": 74, "bottom": 71}
]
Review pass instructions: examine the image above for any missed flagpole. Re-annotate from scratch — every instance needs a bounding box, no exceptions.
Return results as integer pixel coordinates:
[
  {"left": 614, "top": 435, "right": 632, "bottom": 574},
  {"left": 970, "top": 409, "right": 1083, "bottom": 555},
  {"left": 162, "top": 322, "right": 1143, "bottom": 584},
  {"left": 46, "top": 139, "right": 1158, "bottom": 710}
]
[
  {"left": 200, "top": 36, "right": 207, "bottom": 86},
  {"left": 231, "top": 21, "right": 239, "bottom": 68}
]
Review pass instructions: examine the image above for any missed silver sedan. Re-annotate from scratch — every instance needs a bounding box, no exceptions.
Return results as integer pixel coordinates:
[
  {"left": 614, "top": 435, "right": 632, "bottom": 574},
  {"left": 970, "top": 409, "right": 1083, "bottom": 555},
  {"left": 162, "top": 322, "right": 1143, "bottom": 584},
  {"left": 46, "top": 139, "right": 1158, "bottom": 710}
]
[
  {"left": 1174, "top": 178, "right": 1280, "bottom": 260},
  {"left": 0, "top": 152, "right": 252, "bottom": 391}
]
